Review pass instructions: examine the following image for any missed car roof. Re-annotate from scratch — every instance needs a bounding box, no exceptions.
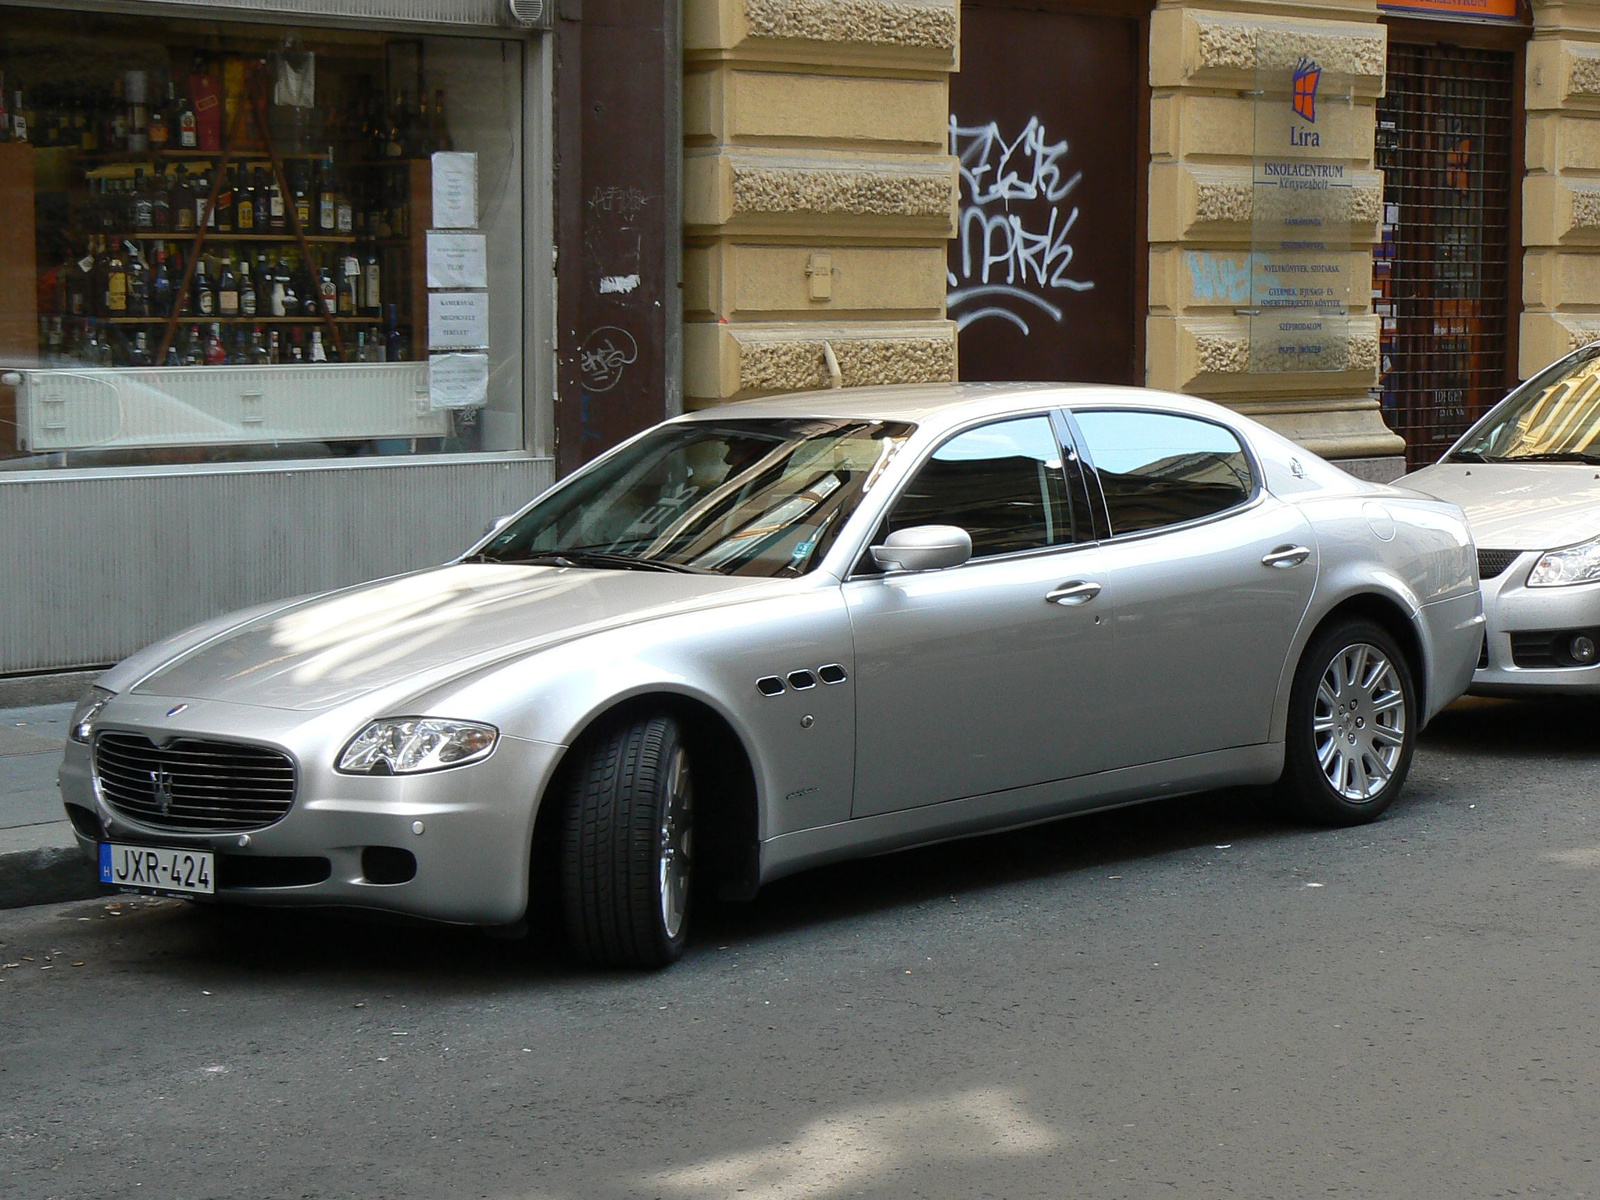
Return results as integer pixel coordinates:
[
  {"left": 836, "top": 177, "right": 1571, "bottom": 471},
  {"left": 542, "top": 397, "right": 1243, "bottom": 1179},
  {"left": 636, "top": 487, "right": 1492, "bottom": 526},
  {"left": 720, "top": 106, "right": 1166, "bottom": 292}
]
[{"left": 674, "top": 382, "right": 1240, "bottom": 435}]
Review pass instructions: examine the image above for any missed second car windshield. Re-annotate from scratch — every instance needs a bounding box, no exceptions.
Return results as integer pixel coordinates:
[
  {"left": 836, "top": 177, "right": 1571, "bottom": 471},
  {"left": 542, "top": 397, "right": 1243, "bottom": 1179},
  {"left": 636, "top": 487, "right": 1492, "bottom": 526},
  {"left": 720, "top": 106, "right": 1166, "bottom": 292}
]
[
  {"left": 1451, "top": 344, "right": 1600, "bottom": 462},
  {"left": 473, "top": 418, "right": 914, "bottom": 577}
]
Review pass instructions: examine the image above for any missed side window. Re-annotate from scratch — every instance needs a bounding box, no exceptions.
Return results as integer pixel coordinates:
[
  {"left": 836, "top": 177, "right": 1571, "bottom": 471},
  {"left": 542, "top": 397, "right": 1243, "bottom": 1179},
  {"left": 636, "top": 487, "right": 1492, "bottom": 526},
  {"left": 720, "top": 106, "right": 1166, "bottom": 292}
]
[
  {"left": 885, "top": 416, "right": 1075, "bottom": 558},
  {"left": 1073, "top": 410, "right": 1254, "bottom": 536}
]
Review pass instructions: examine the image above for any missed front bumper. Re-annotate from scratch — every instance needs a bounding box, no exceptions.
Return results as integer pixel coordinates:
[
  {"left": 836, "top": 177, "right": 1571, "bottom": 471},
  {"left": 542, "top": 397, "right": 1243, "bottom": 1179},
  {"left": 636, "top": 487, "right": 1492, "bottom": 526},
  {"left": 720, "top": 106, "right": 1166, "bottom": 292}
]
[
  {"left": 59, "top": 692, "right": 565, "bottom": 926},
  {"left": 1472, "top": 553, "right": 1600, "bottom": 695}
]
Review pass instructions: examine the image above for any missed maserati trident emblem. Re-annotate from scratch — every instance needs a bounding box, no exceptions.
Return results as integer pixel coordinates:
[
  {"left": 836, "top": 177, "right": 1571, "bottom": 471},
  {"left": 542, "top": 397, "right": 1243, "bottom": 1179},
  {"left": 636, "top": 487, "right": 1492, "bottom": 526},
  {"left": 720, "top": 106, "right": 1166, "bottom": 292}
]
[
  {"left": 150, "top": 766, "right": 175, "bottom": 816},
  {"left": 166, "top": 703, "right": 189, "bottom": 717}
]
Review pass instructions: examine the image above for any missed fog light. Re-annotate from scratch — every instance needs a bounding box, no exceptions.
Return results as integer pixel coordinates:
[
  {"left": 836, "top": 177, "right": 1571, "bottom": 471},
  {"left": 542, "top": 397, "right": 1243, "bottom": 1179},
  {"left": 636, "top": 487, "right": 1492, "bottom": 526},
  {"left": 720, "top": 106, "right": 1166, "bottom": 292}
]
[{"left": 1572, "top": 634, "right": 1597, "bottom": 664}]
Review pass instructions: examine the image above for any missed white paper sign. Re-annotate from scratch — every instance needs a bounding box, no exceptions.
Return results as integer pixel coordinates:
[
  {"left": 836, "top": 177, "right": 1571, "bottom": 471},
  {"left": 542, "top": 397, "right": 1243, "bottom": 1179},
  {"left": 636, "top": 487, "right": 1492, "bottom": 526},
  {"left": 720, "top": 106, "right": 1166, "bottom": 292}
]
[
  {"left": 429, "top": 352, "right": 490, "bottom": 410},
  {"left": 429, "top": 291, "right": 490, "bottom": 350},
  {"left": 427, "top": 232, "right": 489, "bottom": 289},
  {"left": 431, "top": 152, "right": 479, "bottom": 229}
]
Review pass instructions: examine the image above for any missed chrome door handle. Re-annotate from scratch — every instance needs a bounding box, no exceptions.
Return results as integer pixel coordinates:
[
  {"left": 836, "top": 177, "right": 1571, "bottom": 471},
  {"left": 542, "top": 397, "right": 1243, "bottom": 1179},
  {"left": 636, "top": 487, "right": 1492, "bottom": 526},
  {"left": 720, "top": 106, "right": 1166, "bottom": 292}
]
[
  {"left": 1046, "top": 580, "right": 1103, "bottom": 606},
  {"left": 1262, "top": 545, "right": 1311, "bottom": 569}
]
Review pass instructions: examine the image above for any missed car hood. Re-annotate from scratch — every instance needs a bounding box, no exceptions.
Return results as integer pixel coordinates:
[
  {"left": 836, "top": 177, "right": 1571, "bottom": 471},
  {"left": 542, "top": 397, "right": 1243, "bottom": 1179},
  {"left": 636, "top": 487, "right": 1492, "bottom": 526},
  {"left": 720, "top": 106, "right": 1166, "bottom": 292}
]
[
  {"left": 130, "top": 563, "right": 775, "bottom": 711},
  {"left": 1402, "top": 462, "right": 1600, "bottom": 550}
]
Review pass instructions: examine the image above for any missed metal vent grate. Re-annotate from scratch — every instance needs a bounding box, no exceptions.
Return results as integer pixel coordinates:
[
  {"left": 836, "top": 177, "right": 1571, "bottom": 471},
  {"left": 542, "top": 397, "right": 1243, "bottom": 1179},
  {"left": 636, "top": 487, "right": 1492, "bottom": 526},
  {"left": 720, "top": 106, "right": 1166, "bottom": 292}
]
[
  {"left": 95, "top": 733, "right": 296, "bottom": 833},
  {"left": 1374, "top": 44, "right": 1517, "bottom": 471},
  {"left": 1477, "top": 548, "right": 1522, "bottom": 580},
  {"left": 507, "top": 0, "right": 553, "bottom": 27}
]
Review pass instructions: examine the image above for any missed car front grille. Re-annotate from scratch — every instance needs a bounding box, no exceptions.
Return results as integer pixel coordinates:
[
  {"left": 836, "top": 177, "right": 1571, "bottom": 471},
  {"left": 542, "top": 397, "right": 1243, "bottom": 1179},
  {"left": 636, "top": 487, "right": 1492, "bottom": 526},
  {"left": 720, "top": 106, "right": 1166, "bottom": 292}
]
[
  {"left": 94, "top": 733, "right": 297, "bottom": 832},
  {"left": 1477, "top": 549, "right": 1523, "bottom": 580}
]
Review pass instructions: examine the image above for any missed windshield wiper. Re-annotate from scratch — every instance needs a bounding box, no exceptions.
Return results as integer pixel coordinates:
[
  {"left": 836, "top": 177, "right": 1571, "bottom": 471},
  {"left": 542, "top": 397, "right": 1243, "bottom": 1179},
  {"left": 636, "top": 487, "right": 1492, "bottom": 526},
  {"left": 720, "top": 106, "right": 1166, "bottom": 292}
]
[
  {"left": 1500, "top": 451, "right": 1600, "bottom": 465},
  {"left": 1447, "top": 449, "right": 1489, "bottom": 462},
  {"left": 479, "top": 549, "right": 713, "bottom": 574}
]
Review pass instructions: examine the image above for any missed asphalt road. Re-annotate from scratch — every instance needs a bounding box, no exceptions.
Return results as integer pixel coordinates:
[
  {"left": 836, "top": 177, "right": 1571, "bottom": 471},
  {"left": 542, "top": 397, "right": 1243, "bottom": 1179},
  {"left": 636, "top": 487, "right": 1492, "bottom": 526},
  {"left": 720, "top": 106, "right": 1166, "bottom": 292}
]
[{"left": 4, "top": 696, "right": 1599, "bottom": 1200}]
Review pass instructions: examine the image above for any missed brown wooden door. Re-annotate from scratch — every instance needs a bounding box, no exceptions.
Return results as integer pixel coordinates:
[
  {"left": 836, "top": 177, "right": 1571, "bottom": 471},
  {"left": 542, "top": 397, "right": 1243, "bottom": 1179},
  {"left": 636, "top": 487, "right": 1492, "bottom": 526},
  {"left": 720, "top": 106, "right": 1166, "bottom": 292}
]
[{"left": 949, "top": 3, "right": 1143, "bottom": 385}]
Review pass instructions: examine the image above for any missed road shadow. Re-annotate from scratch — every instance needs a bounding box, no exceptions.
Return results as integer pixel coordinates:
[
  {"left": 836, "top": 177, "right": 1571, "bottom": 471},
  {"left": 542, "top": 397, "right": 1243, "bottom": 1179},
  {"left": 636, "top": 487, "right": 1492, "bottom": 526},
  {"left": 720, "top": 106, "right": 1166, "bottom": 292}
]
[{"left": 1421, "top": 694, "right": 1600, "bottom": 761}]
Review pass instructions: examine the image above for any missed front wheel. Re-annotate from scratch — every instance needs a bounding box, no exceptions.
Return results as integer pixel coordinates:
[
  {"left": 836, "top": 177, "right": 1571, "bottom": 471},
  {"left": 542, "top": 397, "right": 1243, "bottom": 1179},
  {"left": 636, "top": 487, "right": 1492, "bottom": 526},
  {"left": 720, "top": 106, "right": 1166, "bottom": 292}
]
[
  {"left": 559, "top": 712, "right": 694, "bottom": 968},
  {"left": 1278, "top": 619, "right": 1417, "bottom": 825}
]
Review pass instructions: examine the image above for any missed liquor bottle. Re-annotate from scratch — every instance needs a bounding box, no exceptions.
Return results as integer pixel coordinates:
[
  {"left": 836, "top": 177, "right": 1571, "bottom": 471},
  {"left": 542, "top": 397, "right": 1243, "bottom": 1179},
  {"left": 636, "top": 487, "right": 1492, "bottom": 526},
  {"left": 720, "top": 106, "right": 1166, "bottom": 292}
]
[
  {"left": 335, "top": 178, "right": 353, "bottom": 236},
  {"left": 125, "top": 244, "right": 150, "bottom": 318},
  {"left": 126, "top": 72, "right": 149, "bottom": 153},
  {"left": 176, "top": 90, "right": 197, "bottom": 149},
  {"left": 173, "top": 166, "right": 197, "bottom": 233},
  {"left": 292, "top": 165, "right": 311, "bottom": 231},
  {"left": 268, "top": 258, "right": 288, "bottom": 317},
  {"left": 152, "top": 172, "right": 171, "bottom": 232},
  {"left": 237, "top": 168, "right": 259, "bottom": 232},
  {"left": 203, "top": 323, "right": 226, "bottom": 366},
  {"left": 384, "top": 303, "right": 402, "bottom": 363},
  {"left": 105, "top": 239, "right": 128, "bottom": 316},
  {"left": 90, "top": 237, "right": 110, "bottom": 317},
  {"left": 65, "top": 250, "right": 88, "bottom": 319},
  {"left": 265, "top": 169, "right": 285, "bottom": 233},
  {"left": 317, "top": 154, "right": 337, "bottom": 233},
  {"left": 217, "top": 255, "right": 239, "bottom": 317},
  {"left": 108, "top": 77, "right": 127, "bottom": 150},
  {"left": 150, "top": 243, "right": 173, "bottom": 316},
  {"left": 384, "top": 92, "right": 405, "bottom": 158},
  {"left": 247, "top": 326, "right": 270, "bottom": 365},
  {"left": 230, "top": 329, "right": 249, "bottom": 365},
  {"left": 11, "top": 88, "right": 30, "bottom": 143},
  {"left": 239, "top": 258, "right": 257, "bottom": 318},
  {"left": 128, "top": 330, "right": 152, "bottom": 367},
  {"left": 353, "top": 329, "right": 369, "bottom": 364},
  {"left": 215, "top": 166, "right": 236, "bottom": 234},
  {"left": 194, "top": 257, "right": 215, "bottom": 318},
  {"left": 132, "top": 169, "right": 155, "bottom": 231},
  {"left": 267, "top": 329, "right": 281, "bottom": 365},
  {"left": 361, "top": 246, "right": 381, "bottom": 316},
  {"left": 309, "top": 328, "right": 328, "bottom": 363},
  {"left": 339, "top": 255, "right": 359, "bottom": 316},
  {"left": 181, "top": 325, "right": 203, "bottom": 366},
  {"left": 78, "top": 94, "right": 96, "bottom": 151},
  {"left": 191, "top": 169, "right": 211, "bottom": 231},
  {"left": 317, "top": 263, "right": 337, "bottom": 315},
  {"left": 289, "top": 328, "right": 306, "bottom": 363},
  {"left": 148, "top": 85, "right": 171, "bottom": 151},
  {"left": 413, "top": 90, "right": 431, "bottom": 158}
]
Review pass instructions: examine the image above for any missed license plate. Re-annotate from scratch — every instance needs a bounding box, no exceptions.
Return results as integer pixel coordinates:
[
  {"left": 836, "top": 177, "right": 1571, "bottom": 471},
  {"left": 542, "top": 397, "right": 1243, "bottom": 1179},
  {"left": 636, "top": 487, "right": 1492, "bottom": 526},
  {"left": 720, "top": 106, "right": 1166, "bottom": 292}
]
[{"left": 99, "top": 842, "right": 215, "bottom": 896}]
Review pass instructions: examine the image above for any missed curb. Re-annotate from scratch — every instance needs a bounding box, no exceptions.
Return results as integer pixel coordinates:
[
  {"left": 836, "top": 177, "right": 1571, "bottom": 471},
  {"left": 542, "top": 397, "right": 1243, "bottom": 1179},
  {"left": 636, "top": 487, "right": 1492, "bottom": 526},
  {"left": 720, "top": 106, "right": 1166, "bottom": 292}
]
[{"left": 0, "top": 845, "right": 105, "bottom": 910}]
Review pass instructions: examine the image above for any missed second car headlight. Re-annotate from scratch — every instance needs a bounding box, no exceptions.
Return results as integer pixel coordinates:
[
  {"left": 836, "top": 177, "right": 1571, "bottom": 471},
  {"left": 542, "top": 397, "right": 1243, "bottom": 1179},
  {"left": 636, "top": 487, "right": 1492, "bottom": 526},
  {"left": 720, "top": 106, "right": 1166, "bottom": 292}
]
[
  {"left": 1528, "top": 537, "right": 1600, "bottom": 587},
  {"left": 337, "top": 718, "right": 499, "bottom": 775},
  {"left": 69, "top": 686, "right": 114, "bottom": 744}
]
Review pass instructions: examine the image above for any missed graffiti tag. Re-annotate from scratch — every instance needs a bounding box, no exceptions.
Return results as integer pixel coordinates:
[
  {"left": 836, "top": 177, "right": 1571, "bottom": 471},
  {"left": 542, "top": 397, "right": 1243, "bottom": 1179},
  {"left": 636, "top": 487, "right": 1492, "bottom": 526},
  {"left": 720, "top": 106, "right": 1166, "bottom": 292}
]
[
  {"left": 578, "top": 327, "right": 639, "bottom": 393},
  {"left": 947, "top": 116, "right": 1095, "bottom": 336}
]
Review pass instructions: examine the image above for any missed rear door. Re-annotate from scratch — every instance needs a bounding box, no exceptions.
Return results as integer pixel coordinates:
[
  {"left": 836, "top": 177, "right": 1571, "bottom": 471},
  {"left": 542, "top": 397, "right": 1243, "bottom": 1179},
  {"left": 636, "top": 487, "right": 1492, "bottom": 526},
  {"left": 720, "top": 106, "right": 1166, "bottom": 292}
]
[{"left": 1068, "top": 408, "right": 1318, "bottom": 768}]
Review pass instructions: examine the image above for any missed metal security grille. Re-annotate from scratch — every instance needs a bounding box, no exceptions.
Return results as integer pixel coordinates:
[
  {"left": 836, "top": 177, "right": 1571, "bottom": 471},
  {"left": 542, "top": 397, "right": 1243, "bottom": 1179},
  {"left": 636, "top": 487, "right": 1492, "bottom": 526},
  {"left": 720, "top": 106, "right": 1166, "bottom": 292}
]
[{"left": 1374, "top": 44, "right": 1516, "bottom": 470}]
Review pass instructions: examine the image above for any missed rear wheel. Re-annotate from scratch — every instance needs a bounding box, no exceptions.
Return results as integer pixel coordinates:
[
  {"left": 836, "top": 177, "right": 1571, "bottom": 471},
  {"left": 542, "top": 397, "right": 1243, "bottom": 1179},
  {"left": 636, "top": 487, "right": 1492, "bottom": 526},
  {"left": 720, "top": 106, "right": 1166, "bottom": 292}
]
[
  {"left": 1278, "top": 619, "right": 1416, "bottom": 825},
  {"left": 559, "top": 712, "right": 694, "bottom": 968}
]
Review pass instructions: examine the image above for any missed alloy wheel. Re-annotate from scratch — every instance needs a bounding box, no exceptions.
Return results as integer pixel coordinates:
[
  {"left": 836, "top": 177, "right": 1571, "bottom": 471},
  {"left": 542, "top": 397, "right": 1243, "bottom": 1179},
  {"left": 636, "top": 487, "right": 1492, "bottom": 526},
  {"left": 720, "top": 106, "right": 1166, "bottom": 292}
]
[{"left": 1313, "top": 642, "right": 1408, "bottom": 802}]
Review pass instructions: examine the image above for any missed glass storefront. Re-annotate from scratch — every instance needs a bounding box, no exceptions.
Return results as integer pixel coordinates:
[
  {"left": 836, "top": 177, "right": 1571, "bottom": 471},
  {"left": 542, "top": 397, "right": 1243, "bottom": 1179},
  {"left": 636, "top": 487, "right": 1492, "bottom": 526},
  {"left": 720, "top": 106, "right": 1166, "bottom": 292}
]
[{"left": 0, "top": 3, "right": 527, "bottom": 469}]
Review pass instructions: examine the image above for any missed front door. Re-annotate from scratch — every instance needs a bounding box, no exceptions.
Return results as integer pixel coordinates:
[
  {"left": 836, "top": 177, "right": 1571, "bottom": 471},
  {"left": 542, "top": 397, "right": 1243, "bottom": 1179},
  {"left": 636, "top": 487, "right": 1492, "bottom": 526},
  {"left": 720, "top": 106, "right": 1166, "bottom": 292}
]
[{"left": 845, "top": 414, "right": 1115, "bottom": 817}]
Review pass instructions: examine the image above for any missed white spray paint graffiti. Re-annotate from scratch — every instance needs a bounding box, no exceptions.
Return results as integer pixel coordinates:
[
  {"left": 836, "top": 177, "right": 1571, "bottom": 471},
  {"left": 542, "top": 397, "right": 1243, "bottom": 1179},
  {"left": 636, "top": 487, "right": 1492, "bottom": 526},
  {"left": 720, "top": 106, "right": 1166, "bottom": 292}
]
[{"left": 947, "top": 116, "right": 1095, "bottom": 335}]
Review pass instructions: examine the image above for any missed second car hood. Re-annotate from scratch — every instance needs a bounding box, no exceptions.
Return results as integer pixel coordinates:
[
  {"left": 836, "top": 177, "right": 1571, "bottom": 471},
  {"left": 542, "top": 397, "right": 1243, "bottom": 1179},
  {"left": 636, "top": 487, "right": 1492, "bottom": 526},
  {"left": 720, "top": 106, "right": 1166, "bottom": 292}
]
[
  {"left": 1402, "top": 462, "right": 1600, "bottom": 550},
  {"left": 131, "top": 563, "right": 772, "bottom": 711}
]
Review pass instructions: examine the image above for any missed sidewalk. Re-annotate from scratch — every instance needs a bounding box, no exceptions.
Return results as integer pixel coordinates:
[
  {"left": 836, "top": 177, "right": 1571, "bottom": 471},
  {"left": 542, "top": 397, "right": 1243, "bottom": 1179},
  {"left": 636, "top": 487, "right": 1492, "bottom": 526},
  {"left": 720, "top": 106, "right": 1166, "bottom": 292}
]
[{"left": 0, "top": 704, "right": 103, "bottom": 908}]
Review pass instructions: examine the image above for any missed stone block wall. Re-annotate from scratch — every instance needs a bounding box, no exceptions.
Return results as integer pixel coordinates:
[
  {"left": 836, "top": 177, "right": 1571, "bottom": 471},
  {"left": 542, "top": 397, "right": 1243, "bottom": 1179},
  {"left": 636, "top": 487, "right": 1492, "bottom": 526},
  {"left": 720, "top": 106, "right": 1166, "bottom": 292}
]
[
  {"left": 1524, "top": 0, "right": 1600, "bottom": 372},
  {"left": 1147, "top": 0, "right": 1403, "bottom": 462},
  {"left": 682, "top": 0, "right": 959, "bottom": 405}
]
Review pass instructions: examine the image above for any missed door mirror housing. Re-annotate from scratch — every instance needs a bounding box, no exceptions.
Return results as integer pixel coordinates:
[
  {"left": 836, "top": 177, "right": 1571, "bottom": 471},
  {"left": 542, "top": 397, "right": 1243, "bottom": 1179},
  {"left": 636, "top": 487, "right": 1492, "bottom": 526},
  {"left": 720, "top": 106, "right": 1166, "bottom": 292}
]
[{"left": 870, "top": 525, "right": 973, "bottom": 573}]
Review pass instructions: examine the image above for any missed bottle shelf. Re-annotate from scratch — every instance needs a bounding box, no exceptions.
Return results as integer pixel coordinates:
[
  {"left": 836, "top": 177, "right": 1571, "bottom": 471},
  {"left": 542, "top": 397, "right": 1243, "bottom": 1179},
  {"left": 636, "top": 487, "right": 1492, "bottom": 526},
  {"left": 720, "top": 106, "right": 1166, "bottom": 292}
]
[
  {"left": 105, "top": 231, "right": 360, "bottom": 244},
  {"left": 97, "top": 315, "right": 382, "bottom": 325}
]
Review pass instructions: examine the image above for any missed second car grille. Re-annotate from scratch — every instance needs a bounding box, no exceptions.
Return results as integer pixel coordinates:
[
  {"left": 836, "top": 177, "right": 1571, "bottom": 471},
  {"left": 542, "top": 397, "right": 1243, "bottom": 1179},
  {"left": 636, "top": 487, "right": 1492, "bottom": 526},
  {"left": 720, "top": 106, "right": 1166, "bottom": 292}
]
[
  {"left": 1477, "top": 549, "right": 1523, "bottom": 580},
  {"left": 94, "top": 732, "right": 296, "bottom": 832}
]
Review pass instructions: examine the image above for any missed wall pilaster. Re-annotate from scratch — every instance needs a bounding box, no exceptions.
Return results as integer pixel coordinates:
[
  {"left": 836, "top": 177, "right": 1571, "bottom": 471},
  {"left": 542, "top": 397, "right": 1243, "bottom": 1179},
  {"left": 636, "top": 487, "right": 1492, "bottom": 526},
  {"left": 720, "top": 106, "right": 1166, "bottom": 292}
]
[
  {"left": 1146, "top": 0, "right": 1402, "bottom": 461},
  {"left": 1523, "top": 0, "right": 1600, "bottom": 373},
  {"left": 682, "top": 0, "right": 959, "bottom": 406}
]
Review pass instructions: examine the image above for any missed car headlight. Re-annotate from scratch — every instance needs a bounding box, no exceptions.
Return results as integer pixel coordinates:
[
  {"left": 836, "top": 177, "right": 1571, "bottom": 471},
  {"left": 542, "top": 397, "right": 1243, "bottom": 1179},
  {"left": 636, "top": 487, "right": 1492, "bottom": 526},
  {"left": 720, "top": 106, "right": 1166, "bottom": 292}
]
[
  {"left": 69, "top": 686, "right": 114, "bottom": 744},
  {"left": 1528, "top": 537, "right": 1600, "bottom": 587},
  {"left": 337, "top": 718, "right": 499, "bottom": 775}
]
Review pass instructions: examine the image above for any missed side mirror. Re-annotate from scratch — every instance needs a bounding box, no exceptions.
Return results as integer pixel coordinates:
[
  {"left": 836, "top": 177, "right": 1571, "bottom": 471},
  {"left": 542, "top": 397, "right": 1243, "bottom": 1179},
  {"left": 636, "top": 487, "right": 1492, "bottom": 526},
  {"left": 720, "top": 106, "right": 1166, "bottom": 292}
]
[
  {"left": 484, "top": 514, "right": 514, "bottom": 537},
  {"left": 870, "top": 525, "right": 972, "bottom": 573}
]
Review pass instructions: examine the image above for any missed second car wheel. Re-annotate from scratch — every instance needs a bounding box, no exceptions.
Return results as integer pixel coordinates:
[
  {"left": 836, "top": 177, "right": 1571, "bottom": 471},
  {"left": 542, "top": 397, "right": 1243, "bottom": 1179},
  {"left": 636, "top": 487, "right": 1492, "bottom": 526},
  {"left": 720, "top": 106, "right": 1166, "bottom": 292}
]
[
  {"left": 559, "top": 712, "right": 694, "bottom": 968},
  {"left": 1278, "top": 618, "right": 1417, "bottom": 826}
]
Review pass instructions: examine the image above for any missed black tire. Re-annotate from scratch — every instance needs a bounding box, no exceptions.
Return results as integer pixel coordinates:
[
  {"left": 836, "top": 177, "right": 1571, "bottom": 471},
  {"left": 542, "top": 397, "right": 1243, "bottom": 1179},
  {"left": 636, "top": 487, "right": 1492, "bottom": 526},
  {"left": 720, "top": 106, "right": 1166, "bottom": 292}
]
[
  {"left": 1278, "top": 618, "right": 1417, "bottom": 826},
  {"left": 559, "top": 712, "right": 694, "bottom": 968}
]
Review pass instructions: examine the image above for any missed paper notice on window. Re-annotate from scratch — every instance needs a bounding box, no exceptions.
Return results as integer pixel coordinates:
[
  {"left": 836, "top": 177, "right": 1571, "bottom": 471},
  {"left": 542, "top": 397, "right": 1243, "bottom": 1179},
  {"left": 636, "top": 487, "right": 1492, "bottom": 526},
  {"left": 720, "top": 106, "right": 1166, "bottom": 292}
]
[
  {"left": 429, "top": 353, "right": 490, "bottom": 410},
  {"left": 429, "top": 291, "right": 490, "bottom": 350},
  {"left": 427, "top": 232, "right": 489, "bottom": 289},
  {"left": 431, "top": 152, "right": 479, "bottom": 229}
]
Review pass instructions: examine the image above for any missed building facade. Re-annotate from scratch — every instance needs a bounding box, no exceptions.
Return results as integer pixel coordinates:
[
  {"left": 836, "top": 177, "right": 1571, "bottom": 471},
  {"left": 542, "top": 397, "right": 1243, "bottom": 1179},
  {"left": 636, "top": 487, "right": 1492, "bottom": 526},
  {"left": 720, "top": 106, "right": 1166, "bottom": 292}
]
[{"left": 4, "top": 0, "right": 1598, "bottom": 680}]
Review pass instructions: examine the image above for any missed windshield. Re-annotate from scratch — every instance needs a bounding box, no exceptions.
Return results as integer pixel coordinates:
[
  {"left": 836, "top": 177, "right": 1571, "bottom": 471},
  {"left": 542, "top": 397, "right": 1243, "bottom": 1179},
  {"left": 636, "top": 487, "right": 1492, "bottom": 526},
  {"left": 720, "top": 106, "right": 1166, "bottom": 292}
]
[
  {"left": 1450, "top": 344, "right": 1600, "bottom": 463},
  {"left": 472, "top": 418, "right": 915, "bottom": 577}
]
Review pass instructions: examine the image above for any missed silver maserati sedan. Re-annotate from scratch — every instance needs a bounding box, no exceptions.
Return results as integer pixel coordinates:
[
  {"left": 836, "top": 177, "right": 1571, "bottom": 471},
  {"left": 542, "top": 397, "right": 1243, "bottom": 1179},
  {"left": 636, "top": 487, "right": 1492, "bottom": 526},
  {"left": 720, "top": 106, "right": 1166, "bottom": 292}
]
[
  {"left": 1405, "top": 342, "right": 1600, "bottom": 696},
  {"left": 61, "top": 384, "right": 1483, "bottom": 967}
]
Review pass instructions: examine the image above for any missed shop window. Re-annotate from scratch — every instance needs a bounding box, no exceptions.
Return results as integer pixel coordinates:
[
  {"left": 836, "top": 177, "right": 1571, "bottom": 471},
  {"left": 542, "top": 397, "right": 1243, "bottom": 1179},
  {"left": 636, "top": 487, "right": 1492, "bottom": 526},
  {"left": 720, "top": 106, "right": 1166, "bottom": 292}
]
[{"left": 0, "top": 5, "right": 527, "bottom": 469}]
